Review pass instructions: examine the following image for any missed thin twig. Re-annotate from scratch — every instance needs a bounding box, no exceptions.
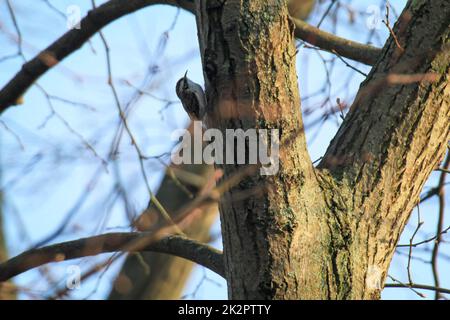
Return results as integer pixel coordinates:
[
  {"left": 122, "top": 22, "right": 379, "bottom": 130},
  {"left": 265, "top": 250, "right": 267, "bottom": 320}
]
[
  {"left": 431, "top": 153, "right": 449, "bottom": 299},
  {"left": 407, "top": 205, "right": 423, "bottom": 284},
  {"left": 91, "top": 0, "right": 182, "bottom": 234},
  {"left": 386, "top": 275, "right": 426, "bottom": 298}
]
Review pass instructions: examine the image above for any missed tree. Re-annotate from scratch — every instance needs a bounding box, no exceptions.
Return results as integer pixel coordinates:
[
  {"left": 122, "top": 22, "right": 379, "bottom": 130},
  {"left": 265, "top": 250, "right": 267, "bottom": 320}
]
[
  {"left": 109, "top": 124, "right": 219, "bottom": 299},
  {"left": 109, "top": 0, "right": 316, "bottom": 300},
  {"left": 0, "top": 0, "right": 448, "bottom": 300}
]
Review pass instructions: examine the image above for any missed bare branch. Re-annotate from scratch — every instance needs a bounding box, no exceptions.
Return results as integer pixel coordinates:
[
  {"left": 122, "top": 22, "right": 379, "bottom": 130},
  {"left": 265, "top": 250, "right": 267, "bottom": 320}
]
[
  {"left": 0, "top": 0, "right": 195, "bottom": 112},
  {"left": 292, "top": 17, "right": 381, "bottom": 66},
  {"left": 385, "top": 283, "right": 450, "bottom": 295},
  {"left": 0, "top": 0, "right": 382, "bottom": 113},
  {"left": 431, "top": 153, "right": 450, "bottom": 299},
  {"left": 0, "top": 232, "right": 224, "bottom": 282},
  {"left": 318, "top": 1, "right": 450, "bottom": 298}
]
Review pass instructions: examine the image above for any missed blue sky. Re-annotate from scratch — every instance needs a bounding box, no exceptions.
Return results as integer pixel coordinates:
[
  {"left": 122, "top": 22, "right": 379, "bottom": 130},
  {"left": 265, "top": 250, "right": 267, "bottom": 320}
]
[{"left": 0, "top": 0, "right": 448, "bottom": 300}]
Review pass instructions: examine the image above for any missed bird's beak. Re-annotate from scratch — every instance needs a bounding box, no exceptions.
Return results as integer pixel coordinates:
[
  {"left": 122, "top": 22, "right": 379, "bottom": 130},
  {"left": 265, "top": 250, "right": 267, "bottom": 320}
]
[{"left": 184, "top": 70, "right": 188, "bottom": 80}]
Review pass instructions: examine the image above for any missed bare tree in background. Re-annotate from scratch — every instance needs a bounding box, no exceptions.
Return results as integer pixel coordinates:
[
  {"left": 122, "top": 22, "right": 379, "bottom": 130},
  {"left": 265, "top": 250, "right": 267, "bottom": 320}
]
[{"left": 0, "top": 0, "right": 449, "bottom": 300}]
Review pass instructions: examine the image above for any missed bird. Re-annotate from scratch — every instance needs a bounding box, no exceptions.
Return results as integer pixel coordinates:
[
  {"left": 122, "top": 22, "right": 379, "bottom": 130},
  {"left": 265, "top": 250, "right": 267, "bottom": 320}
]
[{"left": 175, "top": 71, "right": 207, "bottom": 121}]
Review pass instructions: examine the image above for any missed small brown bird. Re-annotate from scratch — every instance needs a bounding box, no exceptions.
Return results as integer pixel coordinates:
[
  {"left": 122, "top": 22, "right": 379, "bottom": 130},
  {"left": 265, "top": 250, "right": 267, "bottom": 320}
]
[{"left": 175, "top": 71, "right": 207, "bottom": 121}]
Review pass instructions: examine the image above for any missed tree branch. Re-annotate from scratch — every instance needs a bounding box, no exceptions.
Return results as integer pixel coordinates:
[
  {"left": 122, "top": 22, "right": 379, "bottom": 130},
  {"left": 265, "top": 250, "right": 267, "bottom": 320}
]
[
  {"left": 0, "top": 0, "right": 381, "bottom": 113},
  {"left": 317, "top": 1, "right": 450, "bottom": 298},
  {"left": 292, "top": 17, "right": 381, "bottom": 66},
  {"left": 0, "top": 232, "right": 224, "bottom": 282},
  {"left": 385, "top": 283, "right": 450, "bottom": 295},
  {"left": 0, "top": 0, "right": 195, "bottom": 112},
  {"left": 109, "top": 123, "right": 219, "bottom": 299}
]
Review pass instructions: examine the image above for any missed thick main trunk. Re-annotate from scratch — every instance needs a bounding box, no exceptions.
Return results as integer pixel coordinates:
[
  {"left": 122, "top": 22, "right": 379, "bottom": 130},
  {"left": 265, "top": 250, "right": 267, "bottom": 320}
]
[
  {"left": 109, "top": 1, "right": 317, "bottom": 300},
  {"left": 319, "top": 0, "right": 450, "bottom": 299},
  {"left": 196, "top": 0, "right": 334, "bottom": 299},
  {"left": 196, "top": 0, "right": 449, "bottom": 300}
]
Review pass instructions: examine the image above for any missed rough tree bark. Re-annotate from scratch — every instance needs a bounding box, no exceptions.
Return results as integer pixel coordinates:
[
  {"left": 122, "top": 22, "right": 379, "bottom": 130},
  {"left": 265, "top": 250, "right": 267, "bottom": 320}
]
[
  {"left": 108, "top": 0, "right": 316, "bottom": 300},
  {"left": 195, "top": 0, "right": 449, "bottom": 299}
]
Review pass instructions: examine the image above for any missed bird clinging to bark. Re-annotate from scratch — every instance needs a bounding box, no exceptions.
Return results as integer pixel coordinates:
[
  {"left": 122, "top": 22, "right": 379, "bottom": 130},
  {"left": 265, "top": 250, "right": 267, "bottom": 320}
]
[{"left": 175, "top": 71, "right": 207, "bottom": 121}]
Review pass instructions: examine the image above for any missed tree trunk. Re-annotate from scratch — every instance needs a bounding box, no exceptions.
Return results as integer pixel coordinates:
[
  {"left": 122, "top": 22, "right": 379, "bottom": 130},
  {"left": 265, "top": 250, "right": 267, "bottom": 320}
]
[
  {"left": 195, "top": 0, "right": 449, "bottom": 299},
  {"left": 109, "top": 122, "right": 218, "bottom": 299},
  {"left": 108, "top": 2, "right": 317, "bottom": 300}
]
